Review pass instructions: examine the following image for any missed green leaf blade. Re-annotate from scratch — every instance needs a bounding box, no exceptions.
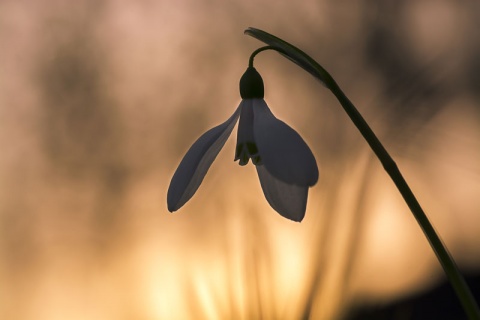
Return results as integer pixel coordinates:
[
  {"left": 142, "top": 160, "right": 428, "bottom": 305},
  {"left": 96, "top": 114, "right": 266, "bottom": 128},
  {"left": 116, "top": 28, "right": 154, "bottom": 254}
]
[{"left": 244, "top": 27, "right": 333, "bottom": 87}]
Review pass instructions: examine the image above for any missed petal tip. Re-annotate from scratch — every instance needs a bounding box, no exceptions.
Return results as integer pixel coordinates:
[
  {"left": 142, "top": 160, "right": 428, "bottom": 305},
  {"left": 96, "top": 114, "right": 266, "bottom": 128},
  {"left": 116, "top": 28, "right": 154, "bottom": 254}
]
[
  {"left": 167, "top": 201, "right": 177, "bottom": 213},
  {"left": 256, "top": 165, "right": 308, "bottom": 222},
  {"left": 280, "top": 211, "right": 304, "bottom": 222}
]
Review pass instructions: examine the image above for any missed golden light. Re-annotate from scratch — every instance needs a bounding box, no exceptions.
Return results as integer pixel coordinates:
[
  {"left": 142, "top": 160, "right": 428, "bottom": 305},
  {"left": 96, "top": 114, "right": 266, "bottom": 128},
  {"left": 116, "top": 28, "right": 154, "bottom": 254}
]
[{"left": 1, "top": 1, "right": 479, "bottom": 319}]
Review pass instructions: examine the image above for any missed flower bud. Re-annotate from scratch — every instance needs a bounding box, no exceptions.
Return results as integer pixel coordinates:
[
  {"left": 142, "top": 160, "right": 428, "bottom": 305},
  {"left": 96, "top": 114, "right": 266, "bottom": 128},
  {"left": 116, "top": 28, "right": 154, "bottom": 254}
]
[{"left": 239, "top": 67, "right": 264, "bottom": 99}]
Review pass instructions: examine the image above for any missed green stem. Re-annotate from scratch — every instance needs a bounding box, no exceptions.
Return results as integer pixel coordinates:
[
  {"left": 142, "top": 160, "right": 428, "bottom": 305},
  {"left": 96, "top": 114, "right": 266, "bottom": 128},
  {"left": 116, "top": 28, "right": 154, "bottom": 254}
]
[
  {"left": 245, "top": 27, "right": 480, "bottom": 320},
  {"left": 249, "top": 46, "right": 276, "bottom": 67},
  {"left": 330, "top": 82, "right": 480, "bottom": 320}
]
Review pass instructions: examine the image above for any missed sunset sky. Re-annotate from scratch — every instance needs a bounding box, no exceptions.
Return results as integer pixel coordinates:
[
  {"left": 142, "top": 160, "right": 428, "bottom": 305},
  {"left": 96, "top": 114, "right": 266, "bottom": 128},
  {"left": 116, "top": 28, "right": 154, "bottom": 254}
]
[{"left": 1, "top": 1, "right": 480, "bottom": 319}]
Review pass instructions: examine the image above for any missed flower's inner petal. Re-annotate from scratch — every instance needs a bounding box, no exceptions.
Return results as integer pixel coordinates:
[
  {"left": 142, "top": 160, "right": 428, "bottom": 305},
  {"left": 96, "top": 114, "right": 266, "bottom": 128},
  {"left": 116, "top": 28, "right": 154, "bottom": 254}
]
[
  {"left": 256, "top": 165, "right": 308, "bottom": 222},
  {"left": 253, "top": 99, "right": 318, "bottom": 186},
  {"left": 235, "top": 100, "right": 262, "bottom": 166},
  {"left": 167, "top": 106, "right": 241, "bottom": 212},
  {"left": 235, "top": 142, "right": 262, "bottom": 165}
]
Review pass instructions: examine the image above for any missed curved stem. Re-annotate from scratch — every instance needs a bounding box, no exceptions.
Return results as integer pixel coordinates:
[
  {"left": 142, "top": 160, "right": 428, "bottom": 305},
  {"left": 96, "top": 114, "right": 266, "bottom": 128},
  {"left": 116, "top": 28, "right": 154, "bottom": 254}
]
[
  {"left": 248, "top": 46, "right": 284, "bottom": 67},
  {"left": 245, "top": 27, "right": 480, "bottom": 320},
  {"left": 330, "top": 82, "right": 480, "bottom": 320}
]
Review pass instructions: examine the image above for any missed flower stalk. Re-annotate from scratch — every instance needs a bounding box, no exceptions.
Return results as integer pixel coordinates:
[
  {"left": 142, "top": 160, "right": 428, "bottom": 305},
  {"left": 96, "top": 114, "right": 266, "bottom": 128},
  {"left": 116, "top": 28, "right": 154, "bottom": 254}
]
[{"left": 244, "top": 27, "right": 480, "bottom": 320}]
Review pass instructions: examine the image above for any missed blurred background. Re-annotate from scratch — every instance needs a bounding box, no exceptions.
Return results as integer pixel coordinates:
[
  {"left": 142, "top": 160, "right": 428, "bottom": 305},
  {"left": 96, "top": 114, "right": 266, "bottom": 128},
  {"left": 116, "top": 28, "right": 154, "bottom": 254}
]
[{"left": 1, "top": 0, "right": 480, "bottom": 319}]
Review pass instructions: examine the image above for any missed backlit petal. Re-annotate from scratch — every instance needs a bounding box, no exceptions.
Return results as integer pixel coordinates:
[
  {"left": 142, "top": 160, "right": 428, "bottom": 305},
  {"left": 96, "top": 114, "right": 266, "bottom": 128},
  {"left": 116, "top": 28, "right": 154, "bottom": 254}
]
[
  {"left": 235, "top": 100, "right": 262, "bottom": 165},
  {"left": 256, "top": 165, "right": 308, "bottom": 222},
  {"left": 253, "top": 99, "right": 318, "bottom": 186},
  {"left": 167, "top": 106, "right": 241, "bottom": 212}
]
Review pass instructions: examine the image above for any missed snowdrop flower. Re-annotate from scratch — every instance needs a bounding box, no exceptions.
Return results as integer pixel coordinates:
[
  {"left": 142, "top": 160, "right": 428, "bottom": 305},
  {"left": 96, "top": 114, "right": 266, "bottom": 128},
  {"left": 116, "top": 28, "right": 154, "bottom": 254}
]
[{"left": 167, "top": 66, "right": 318, "bottom": 221}]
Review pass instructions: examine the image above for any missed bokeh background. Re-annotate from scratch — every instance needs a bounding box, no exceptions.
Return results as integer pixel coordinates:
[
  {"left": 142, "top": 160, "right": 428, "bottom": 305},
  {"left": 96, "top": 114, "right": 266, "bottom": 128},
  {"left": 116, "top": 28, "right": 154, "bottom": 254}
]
[{"left": 1, "top": 0, "right": 480, "bottom": 319}]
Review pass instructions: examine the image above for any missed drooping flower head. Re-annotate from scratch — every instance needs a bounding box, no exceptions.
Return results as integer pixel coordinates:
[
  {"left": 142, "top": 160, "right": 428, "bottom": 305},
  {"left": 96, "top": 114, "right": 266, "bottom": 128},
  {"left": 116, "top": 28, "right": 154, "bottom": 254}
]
[{"left": 167, "top": 60, "right": 318, "bottom": 222}]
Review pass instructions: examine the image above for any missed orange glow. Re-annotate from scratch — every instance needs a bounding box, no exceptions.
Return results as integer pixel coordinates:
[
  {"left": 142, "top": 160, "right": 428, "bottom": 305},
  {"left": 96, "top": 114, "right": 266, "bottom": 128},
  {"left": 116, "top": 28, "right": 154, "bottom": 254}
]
[{"left": 1, "top": 1, "right": 480, "bottom": 319}]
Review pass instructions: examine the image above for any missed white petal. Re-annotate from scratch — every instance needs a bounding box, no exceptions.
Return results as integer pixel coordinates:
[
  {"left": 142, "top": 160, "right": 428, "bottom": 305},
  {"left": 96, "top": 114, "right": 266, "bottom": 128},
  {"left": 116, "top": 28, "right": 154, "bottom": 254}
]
[
  {"left": 253, "top": 99, "right": 318, "bottom": 186},
  {"left": 256, "top": 165, "right": 308, "bottom": 222},
  {"left": 167, "top": 106, "right": 241, "bottom": 212},
  {"left": 236, "top": 100, "right": 255, "bottom": 146},
  {"left": 234, "top": 100, "right": 261, "bottom": 165}
]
